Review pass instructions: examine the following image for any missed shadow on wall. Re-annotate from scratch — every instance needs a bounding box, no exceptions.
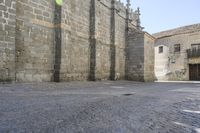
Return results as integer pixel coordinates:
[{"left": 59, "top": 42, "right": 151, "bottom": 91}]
[{"left": 53, "top": 3, "right": 62, "bottom": 82}]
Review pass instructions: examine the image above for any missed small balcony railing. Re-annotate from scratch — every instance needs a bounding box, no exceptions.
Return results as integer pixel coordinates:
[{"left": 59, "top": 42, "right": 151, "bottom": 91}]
[{"left": 187, "top": 49, "right": 200, "bottom": 58}]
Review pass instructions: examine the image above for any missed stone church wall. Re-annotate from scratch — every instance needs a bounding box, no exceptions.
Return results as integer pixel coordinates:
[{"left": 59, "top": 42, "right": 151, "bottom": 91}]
[
  {"left": 0, "top": 0, "right": 154, "bottom": 82},
  {"left": 144, "top": 33, "right": 155, "bottom": 82},
  {"left": 94, "top": 0, "right": 112, "bottom": 80},
  {"left": 15, "top": 0, "right": 55, "bottom": 82},
  {"left": 127, "top": 29, "right": 155, "bottom": 82},
  {"left": 59, "top": 0, "right": 91, "bottom": 81},
  {"left": 126, "top": 29, "right": 144, "bottom": 81},
  {"left": 0, "top": 0, "right": 16, "bottom": 81}
]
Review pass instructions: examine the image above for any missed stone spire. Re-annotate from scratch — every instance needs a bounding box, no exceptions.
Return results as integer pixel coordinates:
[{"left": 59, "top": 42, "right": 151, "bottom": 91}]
[
  {"left": 127, "top": 0, "right": 131, "bottom": 10},
  {"left": 136, "top": 7, "right": 141, "bottom": 30}
]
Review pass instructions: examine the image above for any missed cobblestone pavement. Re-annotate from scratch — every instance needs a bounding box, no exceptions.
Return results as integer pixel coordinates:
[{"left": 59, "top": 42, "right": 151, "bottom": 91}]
[{"left": 0, "top": 81, "right": 200, "bottom": 133}]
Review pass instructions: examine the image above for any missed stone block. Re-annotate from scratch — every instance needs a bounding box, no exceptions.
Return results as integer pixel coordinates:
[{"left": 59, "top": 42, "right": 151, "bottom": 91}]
[{"left": 0, "top": 5, "right": 6, "bottom": 11}]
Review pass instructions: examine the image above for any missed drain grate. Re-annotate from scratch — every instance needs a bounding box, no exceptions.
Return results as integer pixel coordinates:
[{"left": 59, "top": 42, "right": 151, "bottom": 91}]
[{"left": 122, "top": 93, "right": 134, "bottom": 96}]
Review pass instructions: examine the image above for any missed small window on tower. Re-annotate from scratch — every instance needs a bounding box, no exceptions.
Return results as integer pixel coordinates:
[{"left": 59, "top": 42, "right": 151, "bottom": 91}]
[
  {"left": 174, "top": 44, "right": 181, "bottom": 53},
  {"left": 159, "top": 46, "right": 163, "bottom": 53}
]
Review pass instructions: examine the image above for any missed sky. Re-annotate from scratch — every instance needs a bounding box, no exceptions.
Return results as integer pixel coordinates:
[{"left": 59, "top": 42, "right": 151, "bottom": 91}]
[{"left": 122, "top": 0, "right": 200, "bottom": 34}]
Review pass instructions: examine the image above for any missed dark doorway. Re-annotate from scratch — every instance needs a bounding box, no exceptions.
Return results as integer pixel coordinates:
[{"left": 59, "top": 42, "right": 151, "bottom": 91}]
[{"left": 189, "top": 64, "right": 200, "bottom": 80}]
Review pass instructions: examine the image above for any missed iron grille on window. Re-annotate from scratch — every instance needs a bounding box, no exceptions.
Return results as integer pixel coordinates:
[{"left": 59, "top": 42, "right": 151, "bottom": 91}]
[{"left": 187, "top": 44, "right": 200, "bottom": 58}]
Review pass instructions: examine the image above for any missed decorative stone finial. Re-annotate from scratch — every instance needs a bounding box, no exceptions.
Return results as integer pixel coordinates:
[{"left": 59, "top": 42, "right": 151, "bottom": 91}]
[
  {"left": 137, "top": 7, "right": 140, "bottom": 15},
  {"left": 136, "top": 7, "right": 141, "bottom": 30},
  {"left": 127, "top": 0, "right": 131, "bottom": 9}
]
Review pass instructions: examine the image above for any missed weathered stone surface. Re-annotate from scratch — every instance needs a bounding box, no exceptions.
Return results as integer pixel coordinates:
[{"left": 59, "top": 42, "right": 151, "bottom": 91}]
[
  {"left": 0, "top": 0, "right": 155, "bottom": 82},
  {"left": 60, "top": 0, "right": 91, "bottom": 81},
  {"left": 153, "top": 23, "right": 200, "bottom": 39},
  {"left": 127, "top": 29, "right": 145, "bottom": 81},
  {"left": 127, "top": 29, "right": 155, "bottom": 82},
  {"left": 15, "top": 0, "right": 55, "bottom": 82},
  {"left": 0, "top": 0, "right": 16, "bottom": 81},
  {"left": 154, "top": 24, "right": 200, "bottom": 81},
  {"left": 144, "top": 33, "right": 155, "bottom": 82}
]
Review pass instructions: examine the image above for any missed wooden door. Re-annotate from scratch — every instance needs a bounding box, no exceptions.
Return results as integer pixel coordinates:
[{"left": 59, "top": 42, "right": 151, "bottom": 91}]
[{"left": 189, "top": 64, "right": 200, "bottom": 80}]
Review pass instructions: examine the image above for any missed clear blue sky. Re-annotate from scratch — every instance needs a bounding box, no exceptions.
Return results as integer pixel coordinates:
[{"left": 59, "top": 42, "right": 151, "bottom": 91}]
[{"left": 122, "top": 0, "right": 200, "bottom": 34}]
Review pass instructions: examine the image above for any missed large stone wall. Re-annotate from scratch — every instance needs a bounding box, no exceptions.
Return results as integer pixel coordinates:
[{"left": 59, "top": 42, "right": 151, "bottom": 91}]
[
  {"left": 59, "top": 0, "right": 127, "bottom": 81},
  {"left": 0, "top": 0, "right": 154, "bottom": 82},
  {"left": 0, "top": 0, "right": 16, "bottom": 81},
  {"left": 126, "top": 29, "right": 155, "bottom": 82},
  {"left": 15, "top": 0, "right": 55, "bottom": 82},
  {"left": 127, "top": 29, "right": 144, "bottom": 81},
  {"left": 95, "top": 0, "right": 112, "bottom": 80},
  {"left": 59, "top": 0, "right": 91, "bottom": 81},
  {"left": 115, "top": 2, "right": 126, "bottom": 80},
  {"left": 154, "top": 24, "right": 200, "bottom": 81},
  {"left": 144, "top": 33, "right": 155, "bottom": 81}
]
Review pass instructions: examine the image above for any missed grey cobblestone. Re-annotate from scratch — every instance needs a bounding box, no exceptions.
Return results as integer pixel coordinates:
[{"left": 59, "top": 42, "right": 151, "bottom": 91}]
[{"left": 0, "top": 81, "right": 200, "bottom": 133}]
